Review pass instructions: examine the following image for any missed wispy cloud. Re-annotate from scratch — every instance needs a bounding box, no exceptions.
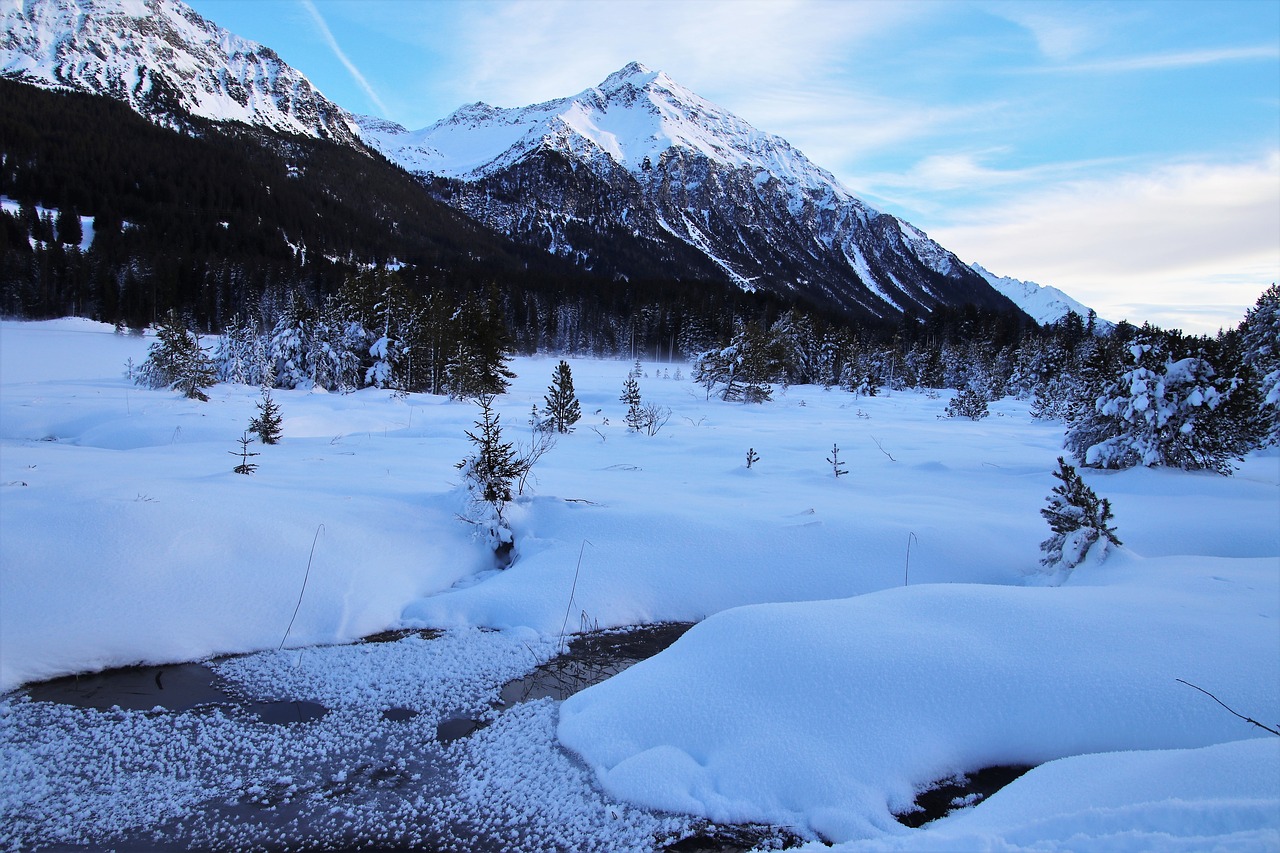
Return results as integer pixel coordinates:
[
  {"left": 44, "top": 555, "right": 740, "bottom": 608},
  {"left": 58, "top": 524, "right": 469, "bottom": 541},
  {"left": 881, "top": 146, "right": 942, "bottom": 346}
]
[
  {"left": 297, "top": 0, "right": 390, "bottom": 116},
  {"left": 928, "top": 153, "right": 1280, "bottom": 333},
  {"left": 863, "top": 151, "right": 1126, "bottom": 194},
  {"left": 987, "top": 2, "right": 1108, "bottom": 61},
  {"left": 1044, "top": 44, "right": 1280, "bottom": 74},
  {"left": 435, "top": 0, "right": 920, "bottom": 109}
]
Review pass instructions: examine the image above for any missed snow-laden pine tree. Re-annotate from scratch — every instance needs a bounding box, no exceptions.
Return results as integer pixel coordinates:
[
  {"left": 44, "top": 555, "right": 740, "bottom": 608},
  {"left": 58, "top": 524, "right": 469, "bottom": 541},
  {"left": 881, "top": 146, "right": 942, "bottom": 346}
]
[
  {"left": 543, "top": 360, "right": 581, "bottom": 433},
  {"left": 1039, "top": 457, "right": 1120, "bottom": 570},
  {"left": 1240, "top": 283, "right": 1280, "bottom": 446},
  {"left": 306, "top": 297, "right": 365, "bottom": 393},
  {"left": 693, "top": 322, "right": 780, "bottom": 403},
  {"left": 215, "top": 314, "right": 269, "bottom": 386},
  {"left": 269, "top": 299, "right": 313, "bottom": 389},
  {"left": 1066, "top": 335, "right": 1252, "bottom": 475},
  {"left": 365, "top": 284, "right": 411, "bottom": 392},
  {"left": 135, "top": 311, "right": 217, "bottom": 401}
]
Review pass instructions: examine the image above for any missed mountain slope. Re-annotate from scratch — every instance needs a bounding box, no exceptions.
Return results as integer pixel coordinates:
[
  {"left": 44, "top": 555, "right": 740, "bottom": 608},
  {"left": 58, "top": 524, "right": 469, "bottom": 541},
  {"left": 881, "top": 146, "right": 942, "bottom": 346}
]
[
  {"left": 2, "top": 0, "right": 1031, "bottom": 327},
  {"left": 1, "top": 0, "right": 361, "bottom": 145},
  {"left": 358, "top": 62, "right": 1021, "bottom": 324}
]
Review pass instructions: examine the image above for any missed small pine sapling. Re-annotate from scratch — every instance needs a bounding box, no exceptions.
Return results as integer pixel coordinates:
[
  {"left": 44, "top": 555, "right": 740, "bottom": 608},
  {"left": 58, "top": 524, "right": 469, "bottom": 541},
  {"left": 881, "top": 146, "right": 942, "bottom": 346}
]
[
  {"left": 621, "top": 375, "right": 644, "bottom": 431},
  {"left": 1039, "top": 457, "right": 1121, "bottom": 570},
  {"left": 827, "top": 443, "right": 848, "bottom": 478},
  {"left": 249, "top": 387, "right": 283, "bottom": 444},
  {"left": 746, "top": 447, "right": 760, "bottom": 469},
  {"left": 457, "top": 393, "right": 520, "bottom": 562},
  {"left": 542, "top": 360, "right": 582, "bottom": 434},
  {"left": 230, "top": 432, "right": 260, "bottom": 475}
]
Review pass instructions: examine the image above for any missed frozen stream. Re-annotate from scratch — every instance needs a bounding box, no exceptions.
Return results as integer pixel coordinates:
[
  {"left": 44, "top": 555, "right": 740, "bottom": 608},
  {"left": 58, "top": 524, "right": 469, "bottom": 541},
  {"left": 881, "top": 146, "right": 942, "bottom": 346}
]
[{"left": 1, "top": 625, "right": 798, "bottom": 851}]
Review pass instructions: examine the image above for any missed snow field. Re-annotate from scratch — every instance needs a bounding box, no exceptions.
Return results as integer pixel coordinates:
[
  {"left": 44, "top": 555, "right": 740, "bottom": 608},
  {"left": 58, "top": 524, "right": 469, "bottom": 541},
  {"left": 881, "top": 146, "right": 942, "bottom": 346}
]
[{"left": 2, "top": 318, "right": 1278, "bottom": 851}]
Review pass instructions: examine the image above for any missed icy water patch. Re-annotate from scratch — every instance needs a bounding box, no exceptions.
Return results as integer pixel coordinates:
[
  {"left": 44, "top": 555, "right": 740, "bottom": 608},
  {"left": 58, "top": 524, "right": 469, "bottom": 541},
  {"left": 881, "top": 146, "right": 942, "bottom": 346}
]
[
  {"left": 895, "top": 764, "right": 1036, "bottom": 828},
  {"left": 24, "top": 662, "right": 328, "bottom": 723},
  {"left": 3, "top": 625, "right": 805, "bottom": 851},
  {"left": 436, "top": 622, "right": 695, "bottom": 741}
]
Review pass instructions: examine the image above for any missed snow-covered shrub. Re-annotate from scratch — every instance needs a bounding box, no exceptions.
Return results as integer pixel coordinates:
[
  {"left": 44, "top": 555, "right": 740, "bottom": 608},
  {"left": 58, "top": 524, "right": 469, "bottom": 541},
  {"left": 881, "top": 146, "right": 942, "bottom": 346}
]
[
  {"left": 945, "top": 386, "right": 989, "bottom": 420},
  {"left": 1039, "top": 457, "right": 1120, "bottom": 570},
  {"left": 634, "top": 401, "right": 672, "bottom": 436},
  {"left": 135, "top": 311, "right": 217, "bottom": 401},
  {"left": 1029, "top": 374, "right": 1080, "bottom": 421},
  {"left": 1066, "top": 341, "right": 1252, "bottom": 475}
]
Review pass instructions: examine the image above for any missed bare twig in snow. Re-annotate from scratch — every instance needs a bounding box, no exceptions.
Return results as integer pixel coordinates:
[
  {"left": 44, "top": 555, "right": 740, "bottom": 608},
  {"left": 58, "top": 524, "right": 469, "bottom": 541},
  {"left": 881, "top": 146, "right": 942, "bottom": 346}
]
[
  {"left": 280, "top": 524, "right": 324, "bottom": 651},
  {"left": 1176, "top": 679, "right": 1280, "bottom": 736}
]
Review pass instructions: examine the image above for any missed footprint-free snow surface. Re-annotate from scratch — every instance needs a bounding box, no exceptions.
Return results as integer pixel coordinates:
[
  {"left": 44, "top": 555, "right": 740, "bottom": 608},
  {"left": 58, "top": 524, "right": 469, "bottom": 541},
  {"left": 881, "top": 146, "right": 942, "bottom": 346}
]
[{"left": 2, "top": 319, "right": 1277, "bottom": 851}]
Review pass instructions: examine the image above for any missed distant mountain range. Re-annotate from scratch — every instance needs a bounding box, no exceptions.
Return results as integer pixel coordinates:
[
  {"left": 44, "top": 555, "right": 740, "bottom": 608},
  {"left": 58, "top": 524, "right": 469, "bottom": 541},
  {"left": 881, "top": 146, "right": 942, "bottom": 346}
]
[
  {"left": 1, "top": 0, "right": 1102, "bottom": 327},
  {"left": 972, "top": 265, "right": 1110, "bottom": 330}
]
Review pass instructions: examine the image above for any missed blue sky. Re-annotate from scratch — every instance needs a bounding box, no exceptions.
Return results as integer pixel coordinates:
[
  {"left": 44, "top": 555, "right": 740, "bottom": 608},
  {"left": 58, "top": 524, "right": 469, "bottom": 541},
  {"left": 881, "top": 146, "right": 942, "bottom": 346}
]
[{"left": 185, "top": 0, "right": 1279, "bottom": 334}]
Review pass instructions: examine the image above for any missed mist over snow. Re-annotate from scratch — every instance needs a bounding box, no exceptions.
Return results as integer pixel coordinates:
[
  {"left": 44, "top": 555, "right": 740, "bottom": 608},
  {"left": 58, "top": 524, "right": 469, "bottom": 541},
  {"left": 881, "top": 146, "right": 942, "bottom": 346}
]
[{"left": 1, "top": 319, "right": 1277, "bottom": 851}]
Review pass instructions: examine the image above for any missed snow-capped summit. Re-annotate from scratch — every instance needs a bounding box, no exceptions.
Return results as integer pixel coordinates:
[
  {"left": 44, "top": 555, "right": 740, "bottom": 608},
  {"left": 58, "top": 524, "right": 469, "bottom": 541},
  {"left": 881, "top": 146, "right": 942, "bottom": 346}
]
[
  {"left": 1, "top": 0, "right": 361, "bottom": 145},
  {"left": 972, "top": 264, "right": 1111, "bottom": 329},
  {"left": 357, "top": 62, "right": 1014, "bottom": 322},
  {"left": 363, "top": 61, "right": 848, "bottom": 193}
]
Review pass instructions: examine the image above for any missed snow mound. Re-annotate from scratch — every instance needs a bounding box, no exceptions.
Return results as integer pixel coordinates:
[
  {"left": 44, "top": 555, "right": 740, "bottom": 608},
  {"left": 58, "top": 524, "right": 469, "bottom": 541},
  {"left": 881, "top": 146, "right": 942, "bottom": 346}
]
[{"left": 558, "top": 555, "right": 1279, "bottom": 843}]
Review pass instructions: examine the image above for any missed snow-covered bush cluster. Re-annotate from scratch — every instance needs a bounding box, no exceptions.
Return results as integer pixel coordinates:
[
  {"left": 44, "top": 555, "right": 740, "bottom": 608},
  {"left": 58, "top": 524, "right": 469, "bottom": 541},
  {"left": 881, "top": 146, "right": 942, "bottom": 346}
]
[{"left": 1065, "top": 335, "right": 1256, "bottom": 475}]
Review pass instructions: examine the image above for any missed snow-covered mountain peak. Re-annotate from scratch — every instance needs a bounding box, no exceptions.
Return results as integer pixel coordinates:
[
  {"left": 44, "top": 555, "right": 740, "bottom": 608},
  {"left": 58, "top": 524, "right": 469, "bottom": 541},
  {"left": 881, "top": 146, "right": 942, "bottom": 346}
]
[
  {"left": 592, "top": 61, "right": 687, "bottom": 106},
  {"left": 595, "top": 60, "right": 658, "bottom": 93},
  {"left": 354, "top": 62, "right": 1017, "bottom": 320},
  {"left": 1, "top": 0, "right": 361, "bottom": 145},
  {"left": 357, "top": 61, "right": 864, "bottom": 206}
]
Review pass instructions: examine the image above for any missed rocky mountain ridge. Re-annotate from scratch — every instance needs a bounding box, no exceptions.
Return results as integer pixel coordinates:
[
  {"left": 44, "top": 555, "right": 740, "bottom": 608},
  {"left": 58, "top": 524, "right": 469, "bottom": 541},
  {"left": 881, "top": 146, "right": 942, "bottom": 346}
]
[
  {"left": 2, "top": 1, "right": 1098, "bottom": 326},
  {"left": 356, "top": 62, "right": 1015, "bottom": 323}
]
